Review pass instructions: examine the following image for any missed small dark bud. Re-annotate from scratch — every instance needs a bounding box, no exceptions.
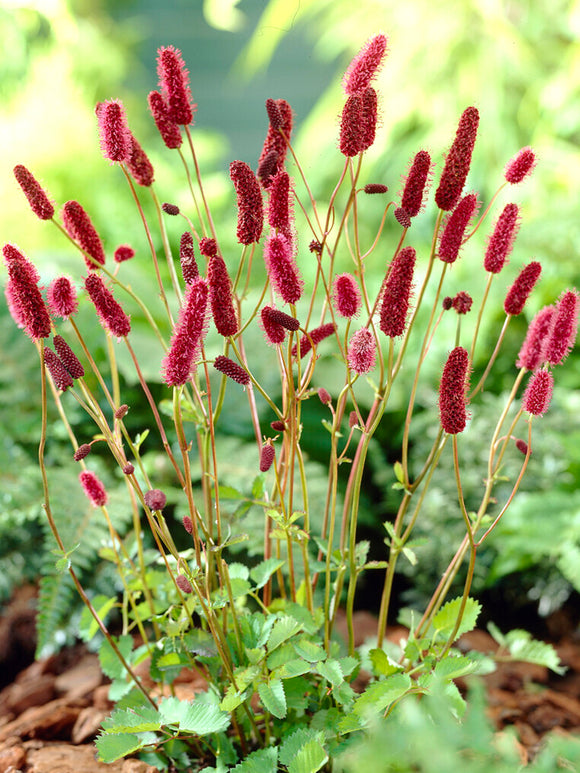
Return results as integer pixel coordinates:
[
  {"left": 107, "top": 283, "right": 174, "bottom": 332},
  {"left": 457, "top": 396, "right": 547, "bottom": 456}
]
[
  {"left": 318, "top": 387, "right": 332, "bottom": 405},
  {"left": 162, "top": 202, "right": 180, "bottom": 215},
  {"left": 442, "top": 296, "right": 453, "bottom": 311},
  {"left": 73, "top": 444, "right": 92, "bottom": 461},
  {"left": 309, "top": 240, "right": 323, "bottom": 254},
  {"left": 182, "top": 515, "right": 193, "bottom": 534},
  {"left": 349, "top": 411, "right": 359, "bottom": 428},
  {"left": 115, "top": 404, "right": 129, "bottom": 420},
  {"left": 144, "top": 488, "right": 167, "bottom": 510},
  {"left": 259, "top": 443, "right": 275, "bottom": 472},
  {"left": 515, "top": 439, "right": 530, "bottom": 456},
  {"left": 123, "top": 463, "right": 135, "bottom": 475},
  {"left": 175, "top": 574, "right": 193, "bottom": 594},
  {"left": 271, "top": 420, "right": 286, "bottom": 431},
  {"left": 364, "top": 183, "right": 389, "bottom": 194}
]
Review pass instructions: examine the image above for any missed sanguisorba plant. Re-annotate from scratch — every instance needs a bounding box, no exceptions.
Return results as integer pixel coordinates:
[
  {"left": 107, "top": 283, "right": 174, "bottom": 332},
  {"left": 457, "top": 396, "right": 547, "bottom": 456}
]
[{"left": 5, "top": 33, "right": 578, "bottom": 770}]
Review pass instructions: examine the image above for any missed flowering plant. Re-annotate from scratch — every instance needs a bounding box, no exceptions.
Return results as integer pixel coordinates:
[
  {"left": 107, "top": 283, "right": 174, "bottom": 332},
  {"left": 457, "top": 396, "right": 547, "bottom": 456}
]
[{"left": 5, "top": 34, "right": 578, "bottom": 771}]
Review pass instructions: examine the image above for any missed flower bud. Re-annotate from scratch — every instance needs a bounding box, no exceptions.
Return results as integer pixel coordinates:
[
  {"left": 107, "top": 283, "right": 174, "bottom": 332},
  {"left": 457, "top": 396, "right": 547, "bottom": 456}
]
[
  {"left": 74, "top": 444, "right": 92, "bottom": 461},
  {"left": 435, "top": 107, "right": 479, "bottom": 211},
  {"left": 114, "top": 245, "right": 135, "bottom": 263},
  {"left": 13, "top": 165, "right": 54, "bottom": 220},
  {"left": 162, "top": 202, "right": 180, "bottom": 215},
  {"left": 62, "top": 201, "right": 105, "bottom": 270},
  {"left": 47, "top": 277, "right": 78, "bottom": 318},
  {"left": 505, "top": 147, "right": 536, "bottom": 184},
  {"left": 182, "top": 515, "right": 193, "bottom": 534},
  {"left": 53, "top": 335, "right": 84, "bottom": 379},
  {"left": 439, "top": 346, "right": 470, "bottom": 434},
  {"left": 213, "top": 355, "right": 250, "bottom": 385},
  {"left": 180, "top": 232, "right": 199, "bottom": 284},
  {"left": 44, "top": 348, "right": 74, "bottom": 391},
  {"left": 175, "top": 574, "right": 193, "bottom": 594},
  {"left": 79, "top": 470, "right": 108, "bottom": 507},
  {"left": 522, "top": 369, "right": 553, "bottom": 417},
  {"left": 318, "top": 387, "right": 332, "bottom": 405},
  {"left": 144, "top": 489, "right": 167, "bottom": 511},
  {"left": 343, "top": 34, "right": 388, "bottom": 96},
  {"left": 259, "top": 443, "right": 275, "bottom": 472}
]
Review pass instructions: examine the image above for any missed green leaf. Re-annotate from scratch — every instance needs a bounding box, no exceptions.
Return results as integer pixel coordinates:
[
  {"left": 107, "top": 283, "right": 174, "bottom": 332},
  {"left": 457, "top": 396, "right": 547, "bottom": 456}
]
[
  {"left": 432, "top": 596, "right": 481, "bottom": 642},
  {"left": 434, "top": 654, "right": 480, "bottom": 680},
  {"left": 394, "top": 461, "right": 404, "bottom": 484},
  {"left": 79, "top": 595, "right": 117, "bottom": 643},
  {"left": 349, "top": 673, "right": 411, "bottom": 720},
  {"left": 134, "top": 429, "right": 149, "bottom": 451},
  {"left": 288, "top": 739, "right": 329, "bottom": 773},
  {"left": 274, "top": 658, "right": 312, "bottom": 679},
  {"left": 160, "top": 697, "right": 231, "bottom": 735},
  {"left": 98, "top": 634, "right": 134, "bottom": 680},
  {"left": 101, "top": 705, "right": 161, "bottom": 734},
  {"left": 338, "top": 656, "right": 359, "bottom": 677},
  {"left": 95, "top": 732, "right": 148, "bottom": 763},
  {"left": 293, "top": 638, "right": 326, "bottom": 663},
  {"left": 218, "top": 485, "right": 246, "bottom": 500},
  {"left": 369, "top": 648, "right": 402, "bottom": 677},
  {"left": 316, "top": 659, "right": 343, "bottom": 686},
  {"left": 251, "top": 473, "right": 266, "bottom": 500},
  {"left": 230, "top": 747, "right": 278, "bottom": 773},
  {"left": 267, "top": 616, "right": 303, "bottom": 651},
  {"left": 257, "top": 678, "right": 287, "bottom": 718},
  {"left": 493, "top": 627, "right": 566, "bottom": 675},
  {"left": 250, "top": 558, "right": 285, "bottom": 589}
]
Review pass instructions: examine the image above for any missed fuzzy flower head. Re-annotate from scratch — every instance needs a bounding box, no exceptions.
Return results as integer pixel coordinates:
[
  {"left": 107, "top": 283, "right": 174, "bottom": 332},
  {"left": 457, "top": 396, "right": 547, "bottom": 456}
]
[
  {"left": 484, "top": 204, "right": 520, "bottom": 274},
  {"left": 359, "top": 87, "right": 378, "bottom": 152},
  {"left": 3, "top": 244, "right": 51, "bottom": 340},
  {"left": 264, "top": 232, "right": 303, "bottom": 305},
  {"left": 452, "top": 291, "right": 473, "bottom": 315},
  {"left": 144, "top": 489, "right": 167, "bottom": 511},
  {"left": 199, "top": 238, "right": 218, "bottom": 258},
  {"left": 439, "top": 346, "right": 470, "bottom": 434},
  {"left": 435, "top": 106, "right": 479, "bottom": 212},
  {"left": 379, "top": 246, "right": 416, "bottom": 338},
  {"left": 208, "top": 255, "right": 238, "bottom": 337},
  {"left": 333, "top": 273, "right": 362, "bottom": 318},
  {"left": 400, "top": 150, "right": 432, "bottom": 220},
  {"left": 13, "top": 165, "right": 54, "bottom": 220},
  {"left": 339, "top": 95, "right": 363, "bottom": 157},
  {"left": 114, "top": 245, "right": 135, "bottom": 264},
  {"left": 438, "top": 193, "right": 478, "bottom": 264},
  {"left": 522, "top": 369, "right": 554, "bottom": 417},
  {"left": 180, "top": 232, "right": 199, "bottom": 284},
  {"left": 126, "top": 134, "right": 155, "bottom": 187},
  {"left": 47, "top": 277, "right": 78, "bottom": 318},
  {"left": 267, "top": 170, "right": 292, "bottom": 233},
  {"left": 260, "top": 305, "right": 299, "bottom": 345},
  {"left": 544, "top": 289, "right": 580, "bottom": 366},
  {"left": 213, "top": 355, "right": 250, "bottom": 385},
  {"left": 517, "top": 305, "right": 555, "bottom": 371},
  {"left": 504, "top": 261, "right": 542, "bottom": 316},
  {"left": 157, "top": 45, "right": 196, "bottom": 125},
  {"left": 79, "top": 470, "right": 108, "bottom": 507},
  {"left": 162, "top": 278, "right": 209, "bottom": 387},
  {"left": 96, "top": 99, "right": 131, "bottom": 163},
  {"left": 230, "top": 161, "right": 264, "bottom": 245},
  {"left": 348, "top": 328, "right": 376, "bottom": 374},
  {"left": 148, "top": 91, "right": 183, "bottom": 149},
  {"left": 84, "top": 273, "right": 131, "bottom": 338},
  {"left": 343, "top": 33, "right": 388, "bottom": 96},
  {"left": 257, "top": 99, "right": 293, "bottom": 188},
  {"left": 505, "top": 147, "right": 536, "bottom": 184},
  {"left": 53, "top": 335, "right": 84, "bottom": 379},
  {"left": 62, "top": 201, "right": 105, "bottom": 270},
  {"left": 44, "top": 348, "right": 73, "bottom": 392}
]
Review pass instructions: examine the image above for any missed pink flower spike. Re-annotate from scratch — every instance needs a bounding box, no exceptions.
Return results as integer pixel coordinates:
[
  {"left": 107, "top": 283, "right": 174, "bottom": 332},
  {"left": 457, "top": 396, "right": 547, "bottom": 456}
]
[
  {"left": 157, "top": 46, "right": 196, "bottom": 125},
  {"left": 267, "top": 170, "right": 291, "bottom": 232},
  {"left": 13, "top": 165, "right": 54, "bottom": 220},
  {"left": 348, "top": 328, "right": 377, "bottom": 374},
  {"left": 484, "top": 204, "right": 520, "bottom": 274},
  {"left": 522, "top": 369, "right": 553, "bottom": 417},
  {"left": 505, "top": 147, "right": 536, "bottom": 184},
  {"left": 114, "top": 245, "right": 135, "bottom": 264},
  {"left": 343, "top": 34, "right": 388, "bottom": 96},
  {"left": 44, "top": 347, "right": 73, "bottom": 391},
  {"left": 162, "top": 278, "right": 209, "bottom": 387},
  {"left": 259, "top": 443, "right": 275, "bottom": 472},
  {"left": 364, "top": 183, "right": 389, "bottom": 194},
  {"left": 208, "top": 255, "right": 238, "bottom": 337},
  {"left": 359, "top": 87, "right": 378, "bottom": 152},
  {"left": 379, "top": 246, "right": 416, "bottom": 338},
  {"left": 257, "top": 99, "right": 293, "bottom": 188},
  {"left": 79, "top": 470, "right": 108, "bottom": 507},
  {"left": 148, "top": 91, "right": 183, "bottom": 149},
  {"left": 3, "top": 244, "right": 51, "bottom": 340},
  {"left": 126, "top": 134, "right": 154, "bottom": 187},
  {"left": 230, "top": 161, "right": 264, "bottom": 245},
  {"left": 339, "top": 95, "right": 363, "bottom": 157},
  {"left": 435, "top": 107, "right": 479, "bottom": 212},
  {"left": 439, "top": 346, "right": 470, "bottom": 434},
  {"left": 47, "top": 277, "right": 78, "bottom": 318},
  {"left": 517, "top": 305, "right": 555, "bottom": 371},
  {"left": 544, "top": 289, "right": 580, "bottom": 366},
  {"left": 180, "top": 232, "right": 199, "bottom": 284},
  {"left": 264, "top": 232, "right": 303, "bottom": 305},
  {"left": 333, "top": 273, "right": 362, "bottom": 318},
  {"left": 96, "top": 99, "right": 131, "bottom": 163},
  {"left": 504, "top": 261, "right": 542, "bottom": 316},
  {"left": 438, "top": 193, "right": 478, "bottom": 264},
  {"left": 400, "top": 150, "right": 432, "bottom": 219},
  {"left": 53, "top": 335, "right": 84, "bottom": 379},
  {"left": 176, "top": 574, "right": 193, "bottom": 594},
  {"left": 84, "top": 273, "right": 131, "bottom": 338},
  {"left": 213, "top": 355, "right": 250, "bottom": 386},
  {"left": 62, "top": 201, "right": 105, "bottom": 270},
  {"left": 199, "top": 238, "right": 218, "bottom": 258}
]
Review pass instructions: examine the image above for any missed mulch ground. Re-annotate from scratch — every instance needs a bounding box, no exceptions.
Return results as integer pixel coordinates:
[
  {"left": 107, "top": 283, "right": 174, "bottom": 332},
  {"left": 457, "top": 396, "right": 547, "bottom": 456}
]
[{"left": 1, "top": 588, "right": 580, "bottom": 772}]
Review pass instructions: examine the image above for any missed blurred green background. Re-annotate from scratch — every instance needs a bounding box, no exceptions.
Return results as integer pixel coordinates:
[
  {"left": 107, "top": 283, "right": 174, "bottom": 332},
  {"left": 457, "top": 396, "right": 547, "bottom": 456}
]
[{"left": 1, "top": 0, "right": 580, "bottom": 644}]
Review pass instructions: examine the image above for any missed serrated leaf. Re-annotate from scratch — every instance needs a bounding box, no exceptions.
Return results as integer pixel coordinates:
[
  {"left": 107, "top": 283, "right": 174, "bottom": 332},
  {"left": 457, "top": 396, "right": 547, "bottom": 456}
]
[
  {"left": 289, "top": 739, "right": 328, "bottom": 773},
  {"left": 267, "top": 616, "right": 303, "bottom": 651},
  {"left": 251, "top": 473, "right": 266, "bottom": 500},
  {"left": 174, "top": 700, "right": 231, "bottom": 734},
  {"left": 275, "top": 658, "right": 312, "bottom": 679},
  {"left": 316, "top": 659, "right": 343, "bottom": 686},
  {"left": 250, "top": 558, "right": 285, "bottom": 589},
  {"left": 503, "top": 629, "right": 566, "bottom": 675},
  {"left": 55, "top": 556, "right": 70, "bottom": 573},
  {"left": 220, "top": 686, "right": 250, "bottom": 712},
  {"left": 368, "top": 648, "right": 402, "bottom": 677},
  {"left": 293, "top": 638, "right": 326, "bottom": 663},
  {"left": 257, "top": 678, "right": 287, "bottom": 718},
  {"left": 79, "top": 595, "right": 117, "bottom": 643},
  {"left": 434, "top": 654, "right": 479, "bottom": 680},
  {"left": 218, "top": 485, "right": 246, "bottom": 500},
  {"left": 98, "top": 634, "right": 134, "bottom": 680},
  {"left": 279, "top": 728, "right": 323, "bottom": 766},
  {"left": 350, "top": 673, "right": 411, "bottom": 718},
  {"left": 101, "top": 705, "right": 161, "bottom": 734},
  {"left": 230, "top": 746, "right": 278, "bottom": 773},
  {"left": 338, "top": 656, "right": 359, "bottom": 677},
  {"left": 432, "top": 596, "right": 481, "bottom": 642},
  {"left": 95, "top": 732, "right": 147, "bottom": 763}
]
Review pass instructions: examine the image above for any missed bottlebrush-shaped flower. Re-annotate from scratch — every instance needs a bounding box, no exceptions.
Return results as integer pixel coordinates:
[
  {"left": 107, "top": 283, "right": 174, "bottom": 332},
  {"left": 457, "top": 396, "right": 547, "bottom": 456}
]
[
  {"left": 267, "top": 170, "right": 291, "bottom": 232},
  {"left": 379, "top": 246, "right": 416, "bottom": 337},
  {"left": 543, "top": 289, "right": 580, "bottom": 366},
  {"left": 260, "top": 305, "right": 299, "bottom": 345},
  {"left": 438, "top": 194, "right": 478, "bottom": 263},
  {"left": 96, "top": 99, "right": 131, "bottom": 163},
  {"left": 505, "top": 147, "right": 536, "bottom": 184},
  {"left": 44, "top": 347, "right": 73, "bottom": 391},
  {"left": 213, "top": 355, "right": 250, "bottom": 385},
  {"left": 264, "top": 232, "right": 303, "bottom": 305},
  {"left": 199, "top": 238, "right": 218, "bottom": 258},
  {"left": 13, "top": 165, "right": 54, "bottom": 220},
  {"left": 114, "top": 245, "right": 135, "bottom": 264},
  {"left": 84, "top": 274, "right": 131, "bottom": 338},
  {"left": 144, "top": 489, "right": 167, "bottom": 510},
  {"left": 364, "top": 184, "right": 388, "bottom": 194},
  {"left": 292, "top": 323, "right": 335, "bottom": 358},
  {"left": 79, "top": 470, "right": 108, "bottom": 507},
  {"left": 126, "top": 135, "right": 155, "bottom": 187},
  {"left": 176, "top": 574, "right": 193, "bottom": 594},
  {"left": 438, "top": 346, "right": 470, "bottom": 434},
  {"left": 484, "top": 204, "right": 520, "bottom": 274},
  {"left": 53, "top": 335, "right": 84, "bottom": 379},
  {"left": 3, "top": 244, "right": 51, "bottom": 340},
  {"left": 400, "top": 150, "right": 432, "bottom": 219},
  {"left": 435, "top": 106, "right": 479, "bottom": 211},
  {"left": 359, "top": 87, "right": 378, "bottom": 151},
  {"left": 522, "top": 369, "right": 553, "bottom": 417},
  {"left": 162, "top": 278, "right": 209, "bottom": 387},
  {"left": 74, "top": 444, "right": 92, "bottom": 461},
  {"left": 62, "top": 201, "right": 105, "bottom": 270},
  {"left": 259, "top": 443, "right": 275, "bottom": 472},
  {"left": 348, "top": 328, "right": 376, "bottom": 374},
  {"left": 339, "top": 95, "right": 363, "bottom": 157},
  {"left": 257, "top": 99, "right": 293, "bottom": 188},
  {"left": 516, "top": 305, "right": 554, "bottom": 370},
  {"left": 182, "top": 515, "right": 193, "bottom": 534},
  {"left": 162, "top": 203, "right": 180, "bottom": 215},
  {"left": 208, "top": 255, "right": 238, "bottom": 337},
  {"left": 504, "top": 261, "right": 542, "bottom": 316},
  {"left": 148, "top": 91, "right": 183, "bottom": 149},
  {"left": 230, "top": 161, "right": 264, "bottom": 245},
  {"left": 47, "top": 277, "right": 78, "bottom": 318},
  {"left": 180, "top": 232, "right": 198, "bottom": 284},
  {"left": 343, "top": 33, "right": 388, "bottom": 96},
  {"left": 157, "top": 45, "right": 196, "bottom": 125},
  {"left": 333, "top": 273, "right": 362, "bottom": 318}
]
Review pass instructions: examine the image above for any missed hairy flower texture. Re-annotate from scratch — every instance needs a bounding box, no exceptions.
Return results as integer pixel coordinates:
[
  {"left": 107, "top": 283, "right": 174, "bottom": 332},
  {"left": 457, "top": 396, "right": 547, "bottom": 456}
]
[
  {"left": 394, "top": 208, "right": 412, "bottom": 228},
  {"left": 333, "top": 273, "right": 362, "bottom": 318},
  {"left": 400, "top": 150, "right": 432, "bottom": 218},
  {"left": 544, "top": 289, "right": 580, "bottom": 366},
  {"left": 484, "top": 204, "right": 520, "bottom": 274},
  {"left": 348, "top": 328, "right": 376, "bottom": 374},
  {"left": 260, "top": 306, "right": 300, "bottom": 345},
  {"left": 114, "top": 245, "right": 135, "bottom": 264},
  {"left": 148, "top": 91, "right": 183, "bottom": 149},
  {"left": 162, "top": 202, "right": 180, "bottom": 215},
  {"left": 292, "top": 323, "right": 335, "bottom": 358},
  {"left": 97, "top": 99, "right": 131, "bottom": 163},
  {"left": 364, "top": 183, "right": 388, "bottom": 194},
  {"left": 439, "top": 346, "right": 470, "bottom": 434},
  {"left": 13, "top": 165, "right": 54, "bottom": 220},
  {"left": 522, "top": 369, "right": 553, "bottom": 417},
  {"left": 230, "top": 161, "right": 264, "bottom": 245},
  {"left": 144, "top": 489, "right": 167, "bottom": 511},
  {"left": 3, "top": 244, "right": 51, "bottom": 340},
  {"left": 62, "top": 201, "right": 105, "bottom": 270},
  {"left": 505, "top": 147, "right": 536, "bottom": 184},
  {"left": 126, "top": 134, "right": 155, "bottom": 187},
  {"left": 359, "top": 87, "right": 378, "bottom": 151},
  {"left": 343, "top": 33, "right": 388, "bottom": 96},
  {"left": 74, "top": 444, "right": 92, "bottom": 461},
  {"left": 79, "top": 470, "right": 108, "bottom": 507},
  {"left": 199, "top": 238, "right": 218, "bottom": 258},
  {"left": 267, "top": 170, "right": 291, "bottom": 232},
  {"left": 379, "top": 246, "right": 416, "bottom": 338},
  {"left": 318, "top": 387, "right": 332, "bottom": 405},
  {"left": 309, "top": 240, "right": 323, "bottom": 254},
  {"left": 213, "top": 355, "right": 250, "bottom": 386},
  {"left": 84, "top": 274, "right": 131, "bottom": 338},
  {"left": 504, "top": 261, "right": 542, "bottom": 316},
  {"left": 257, "top": 99, "right": 293, "bottom": 188},
  {"left": 179, "top": 233, "right": 198, "bottom": 284},
  {"left": 162, "top": 278, "right": 209, "bottom": 386},
  {"left": 435, "top": 106, "right": 479, "bottom": 211},
  {"left": 208, "top": 255, "right": 238, "bottom": 337},
  {"left": 264, "top": 232, "right": 303, "bottom": 305},
  {"left": 517, "top": 305, "right": 555, "bottom": 371},
  {"left": 438, "top": 193, "right": 478, "bottom": 263},
  {"left": 176, "top": 574, "right": 193, "bottom": 594},
  {"left": 452, "top": 291, "right": 473, "bottom": 314},
  {"left": 339, "top": 95, "right": 363, "bottom": 157},
  {"left": 47, "top": 277, "right": 78, "bottom": 318},
  {"left": 53, "top": 335, "right": 84, "bottom": 379},
  {"left": 157, "top": 46, "right": 196, "bottom": 125},
  {"left": 182, "top": 515, "right": 193, "bottom": 534},
  {"left": 259, "top": 443, "right": 275, "bottom": 472},
  {"left": 44, "top": 347, "right": 73, "bottom": 391}
]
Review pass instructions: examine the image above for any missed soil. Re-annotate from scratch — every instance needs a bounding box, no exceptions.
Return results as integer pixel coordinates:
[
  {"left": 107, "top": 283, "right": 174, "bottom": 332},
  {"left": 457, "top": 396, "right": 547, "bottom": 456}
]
[{"left": 1, "top": 587, "right": 580, "bottom": 772}]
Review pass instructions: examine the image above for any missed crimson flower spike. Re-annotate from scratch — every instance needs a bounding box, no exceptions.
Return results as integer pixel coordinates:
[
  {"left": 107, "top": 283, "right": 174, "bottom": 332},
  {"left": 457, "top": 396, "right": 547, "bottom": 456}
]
[
  {"left": 505, "top": 147, "right": 536, "bottom": 184},
  {"left": 230, "top": 161, "right": 264, "bottom": 245},
  {"left": 399, "top": 150, "right": 432, "bottom": 221},
  {"left": 359, "top": 87, "right": 378, "bottom": 151},
  {"left": 96, "top": 99, "right": 131, "bottom": 164},
  {"left": 439, "top": 346, "right": 471, "bottom": 434},
  {"left": 264, "top": 232, "right": 303, "bottom": 305},
  {"left": 543, "top": 289, "right": 580, "bottom": 366},
  {"left": 522, "top": 369, "right": 554, "bottom": 417},
  {"left": 343, "top": 33, "right": 388, "bottom": 96},
  {"left": 148, "top": 91, "right": 183, "bottom": 149},
  {"left": 213, "top": 355, "right": 250, "bottom": 386},
  {"left": 13, "top": 165, "right": 54, "bottom": 220},
  {"left": 162, "top": 278, "right": 209, "bottom": 387},
  {"left": 126, "top": 134, "right": 155, "bottom": 187},
  {"left": 207, "top": 255, "right": 238, "bottom": 337},
  {"left": 257, "top": 99, "right": 293, "bottom": 188},
  {"left": 62, "top": 201, "right": 105, "bottom": 270},
  {"left": 3, "top": 244, "right": 51, "bottom": 340},
  {"left": 333, "top": 273, "right": 362, "bottom": 318},
  {"left": 43, "top": 347, "right": 73, "bottom": 391},
  {"left": 379, "top": 246, "right": 416, "bottom": 338},
  {"left": 339, "top": 95, "right": 363, "bottom": 157},
  {"left": 84, "top": 274, "right": 131, "bottom": 338},
  {"left": 516, "top": 305, "right": 555, "bottom": 371},
  {"left": 504, "top": 261, "right": 542, "bottom": 316},
  {"left": 53, "top": 335, "right": 84, "bottom": 379},
  {"left": 484, "top": 203, "right": 520, "bottom": 274},
  {"left": 260, "top": 306, "right": 300, "bottom": 345},
  {"left": 438, "top": 193, "right": 478, "bottom": 263},
  {"left": 47, "top": 277, "right": 78, "bottom": 319},
  {"left": 267, "top": 170, "right": 291, "bottom": 233},
  {"left": 79, "top": 470, "right": 108, "bottom": 507},
  {"left": 179, "top": 232, "right": 199, "bottom": 284},
  {"left": 156, "top": 46, "right": 196, "bottom": 126},
  {"left": 259, "top": 443, "right": 275, "bottom": 473},
  {"left": 435, "top": 106, "right": 479, "bottom": 211},
  {"left": 348, "top": 328, "right": 377, "bottom": 374}
]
